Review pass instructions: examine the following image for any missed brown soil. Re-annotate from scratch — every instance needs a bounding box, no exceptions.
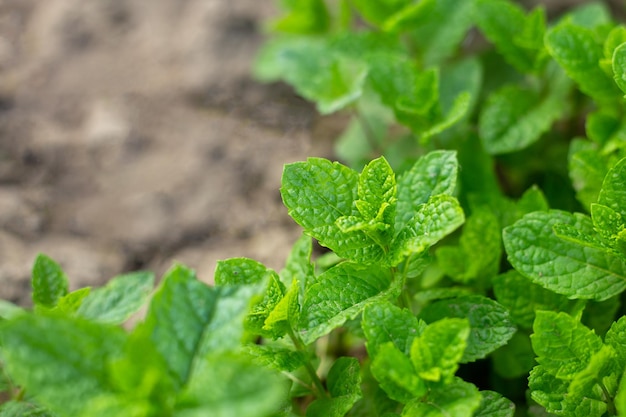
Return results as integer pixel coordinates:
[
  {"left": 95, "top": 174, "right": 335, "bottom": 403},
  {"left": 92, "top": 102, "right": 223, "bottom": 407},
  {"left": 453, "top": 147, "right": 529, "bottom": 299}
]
[{"left": 0, "top": 0, "right": 336, "bottom": 305}]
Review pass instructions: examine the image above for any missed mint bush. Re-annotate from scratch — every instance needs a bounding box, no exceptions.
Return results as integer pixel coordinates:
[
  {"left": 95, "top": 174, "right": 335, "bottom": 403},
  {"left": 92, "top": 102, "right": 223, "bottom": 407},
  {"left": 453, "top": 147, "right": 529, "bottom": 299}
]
[{"left": 3, "top": 0, "right": 626, "bottom": 416}]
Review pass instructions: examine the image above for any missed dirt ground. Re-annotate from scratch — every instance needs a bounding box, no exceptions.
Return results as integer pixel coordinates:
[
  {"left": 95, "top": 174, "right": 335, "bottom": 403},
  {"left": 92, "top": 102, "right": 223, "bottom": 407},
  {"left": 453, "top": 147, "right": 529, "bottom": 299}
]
[{"left": 0, "top": 0, "right": 338, "bottom": 305}]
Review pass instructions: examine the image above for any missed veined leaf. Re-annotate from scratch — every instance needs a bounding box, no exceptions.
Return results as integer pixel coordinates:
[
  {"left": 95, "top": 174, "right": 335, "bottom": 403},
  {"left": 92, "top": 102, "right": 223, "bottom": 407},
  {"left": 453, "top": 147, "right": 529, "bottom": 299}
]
[
  {"left": 362, "top": 301, "right": 426, "bottom": 357},
  {"left": 76, "top": 271, "right": 154, "bottom": 325},
  {"left": 396, "top": 150, "right": 458, "bottom": 230},
  {"left": 298, "top": 262, "right": 393, "bottom": 344},
  {"left": 532, "top": 311, "right": 603, "bottom": 379},
  {"left": 410, "top": 318, "right": 470, "bottom": 384},
  {"left": 503, "top": 210, "right": 626, "bottom": 300},
  {"left": 598, "top": 157, "right": 626, "bottom": 219},
  {"left": 546, "top": 21, "right": 619, "bottom": 101},
  {"left": 418, "top": 295, "right": 516, "bottom": 362},
  {"left": 371, "top": 342, "right": 427, "bottom": 403},
  {"left": 474, "top": 391, "right": 515, "bottom": 417}
]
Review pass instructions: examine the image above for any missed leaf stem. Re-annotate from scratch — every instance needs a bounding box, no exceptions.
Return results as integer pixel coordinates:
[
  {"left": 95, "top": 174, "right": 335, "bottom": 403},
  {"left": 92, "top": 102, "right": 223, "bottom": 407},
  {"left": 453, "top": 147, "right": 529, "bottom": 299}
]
[
  {"left": 598, "top": 380, "right": 617, "bottom": 416},
  {"left": 287, "top": 327, "right": 329, "bottom": 399}
]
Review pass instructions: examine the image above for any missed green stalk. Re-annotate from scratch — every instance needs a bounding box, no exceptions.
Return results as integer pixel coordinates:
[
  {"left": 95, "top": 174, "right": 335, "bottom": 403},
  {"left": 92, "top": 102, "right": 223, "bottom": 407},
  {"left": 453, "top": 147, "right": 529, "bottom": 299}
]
[{"left": 287, "top": 327, "right": 330, "bottom": 399}]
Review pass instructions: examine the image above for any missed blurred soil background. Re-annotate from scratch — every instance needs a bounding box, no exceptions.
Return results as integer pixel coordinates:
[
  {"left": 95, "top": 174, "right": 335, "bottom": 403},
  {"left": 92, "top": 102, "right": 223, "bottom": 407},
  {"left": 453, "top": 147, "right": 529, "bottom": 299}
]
[
  {"left": 0, "top": 0, "right": 620, "bottom": 305},
  {"left": 0, "top": 0, "right": 338, "bottom": 305}
]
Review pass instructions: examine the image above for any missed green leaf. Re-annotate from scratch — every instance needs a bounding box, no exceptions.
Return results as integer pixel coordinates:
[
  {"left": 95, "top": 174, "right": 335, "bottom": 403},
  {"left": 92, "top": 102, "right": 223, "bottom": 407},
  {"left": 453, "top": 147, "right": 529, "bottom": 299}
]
[
  {"left": 0, "top": 401, "right": 54, "bottom": 417},
  {"left": 0, "top": 300, "right": 24, "bottom": 320},
  {"left": 136, "top": 264, "right": 217, "bottom": 388},
  {"left": 245, "top": 344, "right": 308, "bottom": 372},
  {"left": 492, "top": 270, "right": 578, "bottom": 329},
  {"left": 402, "top": 378, "right": 481, "bottom": 417},
  {"left": 264, "top": 279, "right": 300, "bottom": 336},
  {"left": 418, "top": 295, "right": 516, "bottom": 362},
  {"left": 351, "top": 0, "right": 412, "bottom": 26},
  {"left": 503, "top": 210, "right": 626, "bottom": 300},
  {"left": 0, "top": 314, "right": 126, "bottom": 416},
  {"left": 54, "top": 287, "right": 91, "bottom": 314},
  {"left": 605, "top": 315, "right": 626, "bottom": 368},
  {"left": 298, "top": 262, "right": 393, "bottom": 344},
  {"left": 474, "top": 391, "right": 515, "bottom": 417},
  {"left": 403, "top": 0, "right": 476, "bottom": 66},
  {"left": 612, "top": 41, "right": 626, "bottom": 95},
  {"left": 475, "top": 0, "right": 547, "bottom": 73},
  {"left": 598, "top": 157, "right": 626, "bottom": 219},
  {"left": 282, "top": 158, "right": 385, "bottom": 264},
  {"left": 545, "top": 21, "right": 618, "bottom": 101},
  {"left": 396, "top": 150, "right": 458, "bottom": 230},
  {"left": 479, "top": 76, "right": 569, "bottom": 154},
  {"left": 410, "top": 318, "right": 470, "bottom": 384},
  {"left": 308, "top": 357, "right": 362, "bottom": 417},
  {"left": 280, "top": 234, "right": 315, "bottom": 290},
  {"left": 529, "top": 364, "right": 607, "bottom": 416},
  {"left": 392, "top": 195, "right": 465, "bottom": 260},
  {"left": 215, "top": 257, "right": 271, "bottom": 286},
  {"left": 591, "top": 203, "right": 625, "bottom": 250},
  {"left": 362, "top": 301, "right": 426, "bottom": 357},
  {"left": 31, "top": 254, "right": 69, "bottom": 308},
  {"left": 569, "top": 139, "right": 610, "bottom": 208},
  {"left": 567, "top": 344, "right": 617, "bottom": 402},
  {"left": 271, "top": 0, "right": 330, "bottom": 34},
  {"left": 436, "top": 207, "right": 501, "bottom": 283},
  {"left": 421, "top": 92, "right": 471, "bottom": 141},
  {"left": 371, "top": 342, "right": 427, "bottom": 403},
  {"left": 616, "top": 367, "right": 626, "bottom": 416},
  {"left": 175, "top": 352, "right": 287, "bottom": 417},
  {"left": 531, "top": 311, "right": 602, "bottom": 380},
  {"left": 76, "top": 271, "right": 154, "bottom": 325},
  {"left": 254, "top": 37, "right": 366, "bottom": 114},
  {"left": 245, "top": 272, "right": 286, "bottom": 339}
]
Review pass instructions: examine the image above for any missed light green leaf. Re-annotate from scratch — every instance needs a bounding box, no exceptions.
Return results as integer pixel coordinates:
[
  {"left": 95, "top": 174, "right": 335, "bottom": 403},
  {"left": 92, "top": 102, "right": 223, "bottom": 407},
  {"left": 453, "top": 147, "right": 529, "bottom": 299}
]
[
  {"left": 136, "top": 264, "right": 217, "bottom": 388},
  {"left": 214, "top": 257, "right": 271, "bottom": 286},
  {"left": 76, "top": 271, "right": 154, "bottom": 325},
  {"left": 474, "top": 391, "right": 515, "bottom": 417},
  {"left": 612, "top": 41, "right": 626, "bottom": 95},
  {"left": 299, "top": 262, "right": 393, "bottom": 344},
  {"left": 396, "top": 151, "right": 458, "bottom": 230},
  {"left": 271, "top": 0, "right": 330, "bottom": 34},
  {"left": 175, "top": 352, "right": 287, "bottom": 417},
  {"left": 0, "top": 300, "right": 25, "bottom": 320},
  {"left": 263, "top": 278, "right": 300, "bottom": 337},
  {"left": 54, "top": 287, "right": 91, "bottom": 314},
  {"left": 31, "top": 254, "right": 69, "bottom": 308},
  {"left": 350, "top": 0, "right": 412, "bottom": 26},
  {"left": 362, "top": 301, "right": 426, "bottom": 357},
  {"left": 421, "top": 92, "right": 471, "bottom": 141},
  {"left": 529, "top": 365, "right": 607, "bottom": 417},
  {"left": 371, "top": 342, "right": 427, "bottom": 403},
  {"left": 245, "top": 344, "right": 308, "bottom": 372},
  {"left": 568, "top": 345, "right": 617, "bottom": 402},
  {"left": 605, "top": 315, "right": 626, "bottom": 368},
  {"left": 402, "top": 378, "right": 481, "bottom": 417},
  {"left": 616, "top": 367, "right": 626, "bottom": 416},
  {"left": 493, "top": 270, "right": 578, "bottom": 329},
  {"left": 566, "top": 1, "right": 612, "bottom": 29},
  {"left": 531, "top": 311, "right": 602, "bottom": 380},
  {"left": 418, "top": 295, "right": 516, "bottom": 362},
  {"left": 410, "top": 318, "right": 470, "bottom": 384},
  {"left": 0, "top": 314, "right": 126, "bottom": 416},
  {"left": 503, "top": 210, "right": 626, "bottom": 300},
  {"left": 546, "top": 21, "right": 618, "bottom": 101},
  {"left": 439, "top": 57, "right": 483, "bottom": 122},
  {"left": 392, "top": 195, "right": 465, "bottom": 260},
  {"left": 282, "top": 158, "right": 387, "bottom": 264},
  {"left": 246, "top": 272, "right": 286, "bottom": 339},
  {"left": 598, "top": 157, "right": 626, "bottom": 219},
  {"left": 569, "top": 139, "right": 610, "bottom": 208},
  {"left": 591, "top": 203, "right": 624, "bottom": 247},
  {"left": 356, "top": 156, "right": 396, "bottom": 223}
]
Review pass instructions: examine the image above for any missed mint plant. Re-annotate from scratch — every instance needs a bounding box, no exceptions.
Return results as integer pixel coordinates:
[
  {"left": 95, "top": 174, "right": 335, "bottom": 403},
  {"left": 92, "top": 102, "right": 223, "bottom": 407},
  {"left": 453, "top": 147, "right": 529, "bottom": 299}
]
[{"left": 3, "top": 0, "right": 626, "bottom": 416}]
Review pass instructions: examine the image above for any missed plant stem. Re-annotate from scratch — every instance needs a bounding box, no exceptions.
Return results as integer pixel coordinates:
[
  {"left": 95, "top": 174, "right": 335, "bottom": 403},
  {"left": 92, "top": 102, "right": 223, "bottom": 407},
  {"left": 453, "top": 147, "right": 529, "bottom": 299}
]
[
  {"left": 598, "top": 380, "right": 617, "bottom": 416},
  {"left": 287, "top": 327, "right": 329, "bottom": 399}
]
